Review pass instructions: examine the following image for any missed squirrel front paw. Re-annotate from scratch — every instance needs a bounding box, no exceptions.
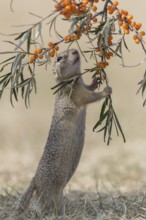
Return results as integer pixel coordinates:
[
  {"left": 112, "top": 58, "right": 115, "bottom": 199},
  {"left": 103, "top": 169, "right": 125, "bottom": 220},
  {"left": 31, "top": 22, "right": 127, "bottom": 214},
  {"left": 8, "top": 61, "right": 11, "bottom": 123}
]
[{"left": 104, "top": 86, "right": 112, "bottom": 96}]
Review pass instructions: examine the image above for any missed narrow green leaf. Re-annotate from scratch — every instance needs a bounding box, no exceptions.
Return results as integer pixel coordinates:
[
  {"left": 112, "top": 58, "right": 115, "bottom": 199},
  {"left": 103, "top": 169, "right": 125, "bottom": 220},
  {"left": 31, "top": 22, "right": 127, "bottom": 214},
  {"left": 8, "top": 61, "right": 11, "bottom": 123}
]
[
  {"left": 53, "top": 82, "right": 70, "bottom": 94},
  {"left": 93, "top": 110, "right": 109, "bottom": 131},
  {"left": 113, "top": 109, "right": 126, "bottom": 143},
  {"left": 0, "top": 74, "right": 11, "bottom": 98},
  {"left": 11, "top": 54, "right": 22, "bottom": 76},
  {"left": 15, "top": 78, "right": 31, "bottom": 88},
  {"left": 27, "top": 31, "right": 32, "bottom": 53},
  {"left": 0, "top": 72, "right": 11, "bottom": 82},
  {"left": 122, "top": 36, "right": 130, "bottom": 52},
  {"left": 10, "top": 88, "right": 18, "bottom": 107},
  {"left": 0, "top": 56, "right": 16, "bottom": 65},
  {"left": 20, "top": 73, "right": 25, "bottom": 98},
  {"left": 15, "top": 31, "right": 31, "bottom": 50},
  {"left": 107, "top": 118, "right": 113, "bottom": 145},
  {"left": 15, "top": 31, "right": 28, "bottom": 40},
  {"left": 34, "top": 22, "right": 42, "bottom": 40},
  {"left": 113, "top": 116, "right": 119, "bottom": 137},
  {"left": 25, "top": 82, "right": 31, "bottom": 108},
  {"left": 99, "top": 98, "right": 108, "bottom": 120}
]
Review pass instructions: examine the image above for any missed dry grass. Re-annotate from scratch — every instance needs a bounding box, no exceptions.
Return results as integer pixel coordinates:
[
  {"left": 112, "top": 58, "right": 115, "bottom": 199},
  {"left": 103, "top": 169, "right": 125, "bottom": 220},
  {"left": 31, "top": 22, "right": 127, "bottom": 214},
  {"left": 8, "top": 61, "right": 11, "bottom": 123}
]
[{"left": 1, "top": 187, "right": 146, "bottom": 220}]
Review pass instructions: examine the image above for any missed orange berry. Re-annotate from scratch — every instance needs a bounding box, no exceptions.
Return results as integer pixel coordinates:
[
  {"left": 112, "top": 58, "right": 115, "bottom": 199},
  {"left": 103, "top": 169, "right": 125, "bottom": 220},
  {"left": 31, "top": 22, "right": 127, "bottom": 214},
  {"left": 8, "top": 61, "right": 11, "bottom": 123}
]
[
  {"left": 92, "top": 5, "right": 97, "bottom": 11},
  {"left": 48, "top": 42, "right": 54, "bottom": 47},
  {"left": 124, "top": 29, "right": 130, "bottom": 35},
  {"left": 108, "top": 40, "right": 112, "bottom": 45},
  {"left": 105, "top": 61, "right": 109, "bottom": 66},
  {"left": 74, "top": 34, "right": 79, "bottom": 40},
  {"left": 29, "top": 55, "right": 35, "bottom": 63},
  {"left": 65, "top": 5, "right": 71, "bottom": 10},
  {"left": 64, "top": 36, "right": 70, "bottom": 41},
  {"left": 89, "top": 13, "right": 93, "bottom": 17},
  {"left": 140, "top": 31, "right": 145, "bottom": 36},
  {"left": 123, "top": 10, "right": 128, "bottom": 16},
  {"left": 106, "top": 54, "right": 111, "bottom": 60},
  {"left": 137, "top": 22, "right": 142, "bottom": 27},
  {"left": 108, "top": 8, "right": 115, "bottom": 14},
  {"left": 135, "top": 38, "right": 140, "bottom": 44},
  {"left": 49, "top": 50, "right": 55, "bottom": 57},
  {"left": 135, "top": 22, "right": 142, "bottom": 30},
  {"left": 135, "top": 25, "right": 141, "bottom": 31},
  {"left": 119, "top": 9, "right": 123, "bottom": 14},
  {"left": 38, "top": 55, "right": 43, "bottom": 60},
  {"left": 70, "top": 3, "right": 76, "bottom": 11},
  {"left": 106, "top": 5, "right": 111, "bottom": 10},
  {"left": 92, "top": 17, "right": 98, "bottom": 23},
  {"left": 80, "top": 5, "right": 87, "bottom": 13},
  {"left": 127, "top": 15, "right": 133, "bottom": 21},
  {"left": 109, "top": 51, "right": 113, "bottom": 56},
  {"left": 65, "top": 13, "right": 71, "bottom": 19},
  {"left": 133, "top": 35, "right": 138, "bottom": 40},
  {"left": 32, "top": 49, "right": 38, "bottom": 55},
  {"left": 108, "top": 35, "right": 113, "bottom": 41},
  {"left": 54, "top": 45, "right": 59, "bottom": 51},
  {"left": 36, "top": 48, "right": 43, "bottom": 54},
  {"left": 131, "top": 21, "right": 136, "bottom": 27},
  {"left": 82, "top": 0, "right": 88, "bottom": 5},
  {"left": 121, "top": 14, "right": 126, "bottom": 19},
  {"left": 55, "top": 3, "right": 61, "bottom": 10},
  {"left": 70, "top": 34, "right": 75, "bottom": 40},
  {"left": 122, "top": 22, "right": 128, "bottom": 30},
  {"left": 113, "top": 1, "right": 118, "bottom": 7},
  {"left": 97, "top": 61, "right": 101, "bottom": 66},
  {"left": 61, "top": 0, "right": 70, "bottom": 7},
  {"left": 118, "top": 20, "right": 123, "bottom": 26}
]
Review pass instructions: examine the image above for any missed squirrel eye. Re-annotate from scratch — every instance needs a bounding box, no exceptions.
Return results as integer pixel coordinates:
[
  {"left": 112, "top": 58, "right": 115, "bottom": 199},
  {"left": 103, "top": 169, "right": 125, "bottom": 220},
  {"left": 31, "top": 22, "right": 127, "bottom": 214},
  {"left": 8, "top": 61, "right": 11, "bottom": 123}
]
[{"left": 57, "top": 56, "right": 62, "bottom": 62}]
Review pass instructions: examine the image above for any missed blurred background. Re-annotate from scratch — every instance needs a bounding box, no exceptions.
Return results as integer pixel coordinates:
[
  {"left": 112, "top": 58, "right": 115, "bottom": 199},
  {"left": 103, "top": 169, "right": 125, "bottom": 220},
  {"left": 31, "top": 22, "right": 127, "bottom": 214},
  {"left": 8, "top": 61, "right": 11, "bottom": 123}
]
[{"left": 0, "top": 0, "right": 146, "bottom": 193}]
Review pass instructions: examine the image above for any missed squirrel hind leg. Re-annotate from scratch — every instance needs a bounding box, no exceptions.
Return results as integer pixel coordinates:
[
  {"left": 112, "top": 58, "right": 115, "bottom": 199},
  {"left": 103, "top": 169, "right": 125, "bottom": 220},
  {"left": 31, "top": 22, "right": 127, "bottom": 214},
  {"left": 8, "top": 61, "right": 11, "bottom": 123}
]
[
  {"left": 13, "top": 178, "right": 36, "bottom": 217},
  {"left": 37, "top": 187, "right": 64, "bottom": 216}
]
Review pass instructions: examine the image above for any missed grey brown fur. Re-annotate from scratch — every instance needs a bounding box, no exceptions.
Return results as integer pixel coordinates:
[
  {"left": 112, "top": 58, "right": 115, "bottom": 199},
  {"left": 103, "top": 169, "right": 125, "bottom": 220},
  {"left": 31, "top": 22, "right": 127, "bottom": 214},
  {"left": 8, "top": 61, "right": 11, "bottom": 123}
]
[{"left": 14, "top": 49, "right": 112, "bottom": 217}]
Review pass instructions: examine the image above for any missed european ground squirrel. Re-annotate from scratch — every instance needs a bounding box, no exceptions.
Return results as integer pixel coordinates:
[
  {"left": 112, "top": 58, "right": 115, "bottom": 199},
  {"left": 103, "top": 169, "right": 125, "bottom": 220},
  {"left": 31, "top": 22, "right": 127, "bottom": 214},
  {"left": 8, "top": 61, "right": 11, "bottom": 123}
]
[{"left": 14, "top": 49, "right": 112, "bottom": 217}]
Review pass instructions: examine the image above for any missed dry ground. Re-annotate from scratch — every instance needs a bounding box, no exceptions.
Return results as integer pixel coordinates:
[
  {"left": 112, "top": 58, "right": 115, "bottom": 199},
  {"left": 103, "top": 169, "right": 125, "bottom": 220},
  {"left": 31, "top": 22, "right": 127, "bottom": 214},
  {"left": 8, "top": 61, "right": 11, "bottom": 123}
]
[{"left": 1, "top": 188, "right": 146, "bottom": 220}]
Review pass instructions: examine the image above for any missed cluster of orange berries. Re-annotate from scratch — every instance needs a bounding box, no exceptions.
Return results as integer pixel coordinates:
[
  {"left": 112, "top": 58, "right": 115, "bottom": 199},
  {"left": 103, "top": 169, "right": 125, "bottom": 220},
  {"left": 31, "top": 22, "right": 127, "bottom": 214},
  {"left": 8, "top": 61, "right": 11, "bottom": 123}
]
[
  {"left": 29, "top": 43, "right": 60, "bottom": 63},
  {"left": 47, "top": 42, "right": 59, "bottom": 57},
  {"left": 117, "top": 9, "right": 145, "bottom": 44},
  {"left": 96, "top": 47, "right": 113, "bottom": 69},
  {"left": 106, "top": 1, "right": 118, "bottom": 15},
  {"left": 55, "top": 0, "right": 99, "bottom": 19},
  {"left": 29, "top": 48, "right": 43, "bottom": 64},
  {"left": 106, "top": 1, "right": 145, "bottom": 44},
  {"left": 64, "top": 32, "right": 80, "bottom": 42}
]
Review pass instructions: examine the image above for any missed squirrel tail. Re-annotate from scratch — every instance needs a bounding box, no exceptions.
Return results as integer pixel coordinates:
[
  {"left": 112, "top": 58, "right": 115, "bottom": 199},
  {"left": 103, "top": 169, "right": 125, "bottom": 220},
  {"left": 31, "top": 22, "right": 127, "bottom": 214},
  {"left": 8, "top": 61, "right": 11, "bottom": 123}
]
[{"left": 14, "top": 177, "right": 36, "bottom": 217}]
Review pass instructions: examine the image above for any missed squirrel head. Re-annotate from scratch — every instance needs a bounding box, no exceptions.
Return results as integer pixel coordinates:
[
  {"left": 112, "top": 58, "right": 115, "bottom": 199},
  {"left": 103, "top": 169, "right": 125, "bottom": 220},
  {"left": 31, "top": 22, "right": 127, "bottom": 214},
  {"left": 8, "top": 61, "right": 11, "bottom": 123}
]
[{"left": 53, "top": 49, "right": 81, "bottom": 81}]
